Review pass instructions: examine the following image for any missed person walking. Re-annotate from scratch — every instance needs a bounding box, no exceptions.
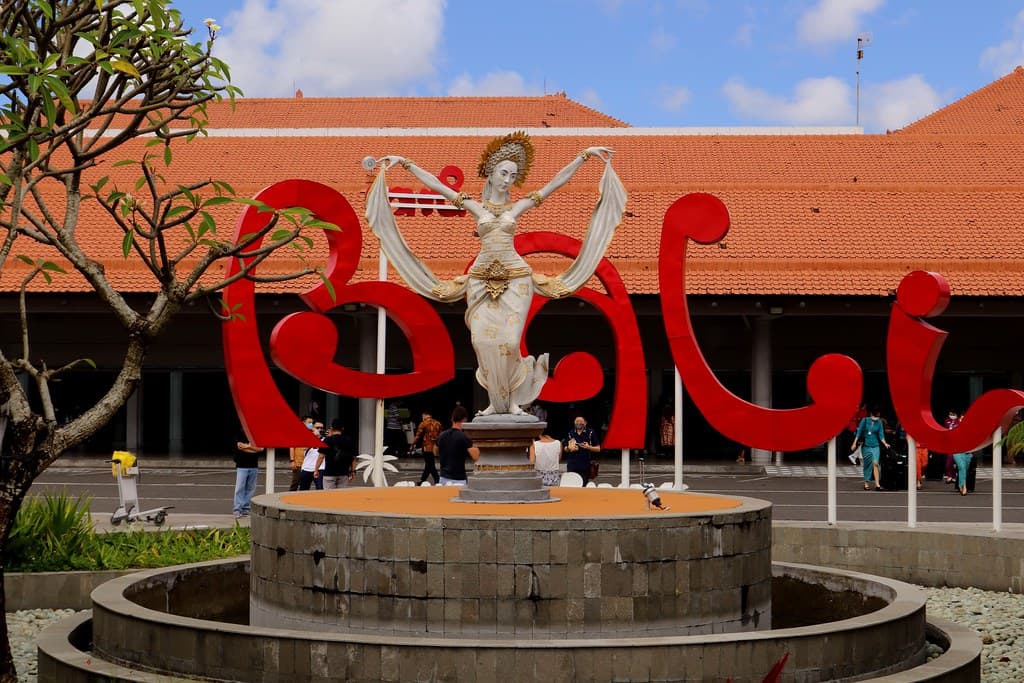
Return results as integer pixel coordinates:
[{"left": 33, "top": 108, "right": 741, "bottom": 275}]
[
  {"left": 952, "top": 451, "right": 973, "bottom": 496},
  {"left": 298, "top": 421, "right": 326, "bottom": 490},
  {"left": 319, "top": 419, "right": 356, "bottom": 489},
  {"left": 288, "top": 415, "right": 314, "bottom": 491},
  {"left": 529, "top": 431, "right": 562, "bottom": 486},
  {"left": 414, "top": 410, "right": 442, "bottom": 485},
  {"left": 564, "top": 416, "right": 601, "bottom": 484},
  {"left": 435, "top": 406, "right": 480, "bottom": 486},
  {"left": 658, "top": 405, "right": 674, "bottom": 458},
  {"left": 942, "top": 410, "right": 962, "bottom": 483},
  {"left": 851, "top": 408, "right": 890, "bottom": 490},
  {"left": 233, "top": 429, "right": 263, "bottom": 518}
]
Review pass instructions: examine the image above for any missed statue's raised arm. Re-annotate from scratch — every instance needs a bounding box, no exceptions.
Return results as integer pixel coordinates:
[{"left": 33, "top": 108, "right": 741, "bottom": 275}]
[
  {"left": 527, "top": 146, "right": 627, "bottom": 298},
  {"left": 364, "top": 158, "right": 469, "bottom": 302}
]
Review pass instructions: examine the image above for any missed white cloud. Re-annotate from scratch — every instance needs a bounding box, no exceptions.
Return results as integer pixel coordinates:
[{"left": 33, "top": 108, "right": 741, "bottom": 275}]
[
  {"left": 214, "top": 0, "right": 444, "bottom": 97},
  {"left": 446, "top": 71, "right": 542, "bottom": 97},
  {"left": 658, "top": 85, "right": 692, "bottom": 112},
  {"left": 577, "top": 88, "right": 604, "bottom": 110},
  {"left": 797, "top": 0, "right": 884, "bottom": 47},
  {"left": 649, "top": 28, "right": 678, "bottom": 55},
  {"left": 980, "top": 10, "right": 1024, "bottom": 76},
  {"left": 733, "top": 22, "right": 756, "bottom": 48},
  {"left": 863, "top": 74, "right": 942, "bottom": 131},
  {"left": 722, "top": 76, "right": 853, "bottom": 125}
]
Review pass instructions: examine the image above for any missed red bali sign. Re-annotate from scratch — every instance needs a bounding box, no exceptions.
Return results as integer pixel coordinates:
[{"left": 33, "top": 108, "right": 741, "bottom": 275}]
[{"left": 223, "top": 181, "right": 1024, "bottom": 453}]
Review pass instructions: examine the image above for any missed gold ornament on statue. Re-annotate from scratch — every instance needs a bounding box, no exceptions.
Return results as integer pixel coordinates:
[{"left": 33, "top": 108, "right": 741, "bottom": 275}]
[{"left": 477, "top": 131, "right": 535, "bottom": 187}]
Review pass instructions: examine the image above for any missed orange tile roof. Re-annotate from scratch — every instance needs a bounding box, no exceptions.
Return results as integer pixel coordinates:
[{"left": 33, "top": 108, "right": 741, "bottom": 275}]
[
  {"left": 98, "top": 94, "right": 630, "bottom": 130},
  {"left": 8, "top": 79, "right": 1024, "bottom": 297},
  {"left": 899, "top": 67, "right": 1024, "bottom": 135}
]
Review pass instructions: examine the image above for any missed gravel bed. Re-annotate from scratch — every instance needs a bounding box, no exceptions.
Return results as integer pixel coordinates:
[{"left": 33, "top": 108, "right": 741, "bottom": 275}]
[{"left": 7, "top": 587, "right": 1024, "bottom": 681}]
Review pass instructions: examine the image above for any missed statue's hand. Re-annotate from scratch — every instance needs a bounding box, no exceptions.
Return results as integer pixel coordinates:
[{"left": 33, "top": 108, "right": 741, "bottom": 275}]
[
  {"left": 586, "top": 146, "right": 613, "bottom": 162},
  {"left": 379, "top": 155, "right": 404, "bottom": 170}
]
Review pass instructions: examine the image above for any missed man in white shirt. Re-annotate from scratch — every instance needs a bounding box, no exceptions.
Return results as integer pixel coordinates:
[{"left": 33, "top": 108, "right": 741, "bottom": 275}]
[{"left": 298, "top": 421, "right": 326, "bottom": 490}]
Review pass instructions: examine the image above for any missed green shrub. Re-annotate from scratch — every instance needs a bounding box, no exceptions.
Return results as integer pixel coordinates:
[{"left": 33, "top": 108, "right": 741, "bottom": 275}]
[
  {"left": 4, "top": 493, "right": 251, "bottom": 572},
  {"left": 4, "top": 491, "right": 94, "bottom": 571}
]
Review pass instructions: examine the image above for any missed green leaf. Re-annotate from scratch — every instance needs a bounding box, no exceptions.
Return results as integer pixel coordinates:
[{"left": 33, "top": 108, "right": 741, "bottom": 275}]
[
  {"left": 201, "top": 196, "right": 233, "bottom": 207},
  {"left": 163, "top": 144, "right": 172, "bottom": 166},
  {"left": 112, "top": 159, "right": 136, "bottom": 168},
  {"left": 16, "top": 255, "right": 34, "bottom": 266},
  {"left": 0, "top": 66, "right": 28, "bottom": 76},
  {"left": 307, "top": 219, "right": 341, "bottom": 232},
  {"left": 110, "top": 59, "right": 141, "bottom": 78},
  {"left": 39, "top": 261, "right": 66, "bottom": 274},
  {"left": 82, "top": 358, "right": 97, "bottom": 369},
  {"left": 197, "top": 211, "right": 215, "bottom": 237},
  {"left": 212, "top": 180, "right": 236, "bottom": 196},
  {"left": 317, "top": 271, "right": 337, "bottom": 302},
  {"left": 48, "top": 77, "right": 76, "bottom": 114},
  {"left": 234, "top": 198, "right": 274, "bottom": 212},
  {"left": 164, "top": 205, "right": 191, "bottom": 218},
  {"left": 122, "top": 231, "right": 133, "bottom": 258},
  {"left": 91, "top": 176, "right": 110, "bottom": 194}
]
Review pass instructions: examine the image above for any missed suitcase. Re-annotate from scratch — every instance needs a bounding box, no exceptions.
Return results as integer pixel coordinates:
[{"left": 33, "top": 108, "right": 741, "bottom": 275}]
[
  {"left": 879, "top": 449, "right": 908, "bottom": 490},
  {"left": 925, "top": 452, "right": 947, "bottom": 481}
]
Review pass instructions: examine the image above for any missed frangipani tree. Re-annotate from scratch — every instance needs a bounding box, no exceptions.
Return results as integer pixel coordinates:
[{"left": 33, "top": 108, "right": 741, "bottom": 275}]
[{"left": 0, "top": 2, "right": 334, "bottom": 679}]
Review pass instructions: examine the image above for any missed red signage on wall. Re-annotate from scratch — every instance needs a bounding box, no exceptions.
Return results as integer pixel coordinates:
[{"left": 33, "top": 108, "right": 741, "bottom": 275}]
[{"left": 223, "top": 181, "right": 1024, "bottom": 453}]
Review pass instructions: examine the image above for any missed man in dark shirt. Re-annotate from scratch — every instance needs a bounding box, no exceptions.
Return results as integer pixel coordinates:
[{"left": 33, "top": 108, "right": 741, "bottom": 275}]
[
  {"left": 233, "top": 428, "right": 263, "bottom": 518},
  {"left": 435, "top": 406, "right": 480, "bottom": 485},
  {"left": 564, "top": 416, "right": 601, "bottom": 484},
  {"left": 318, "top": 419, "right": 356, "bottom": 489}
]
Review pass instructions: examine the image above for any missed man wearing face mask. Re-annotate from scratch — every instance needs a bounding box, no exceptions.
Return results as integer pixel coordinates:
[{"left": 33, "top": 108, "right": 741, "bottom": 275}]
[
  {"left": 288, "top": 415, "right": 314, "bottom": 491},
  {"left": 564, "top": 416, "right": 601, "bottom": 484},
  {"left": 851, "top": 408, "right": 890, "bottom": 491},
  {"left": 298, "top": 421, "right": 326, "bottom": 491}
]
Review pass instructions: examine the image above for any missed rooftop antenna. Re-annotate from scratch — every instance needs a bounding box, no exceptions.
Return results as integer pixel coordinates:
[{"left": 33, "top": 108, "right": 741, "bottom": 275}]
[{"left": 856, "top": 32, "right": 872, "bottom": 127}]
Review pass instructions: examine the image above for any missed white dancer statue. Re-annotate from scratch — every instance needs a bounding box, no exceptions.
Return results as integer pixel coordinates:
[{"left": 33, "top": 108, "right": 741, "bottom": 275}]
[{"left": 366, "top": 132, "right": 627, "bottom": 416}]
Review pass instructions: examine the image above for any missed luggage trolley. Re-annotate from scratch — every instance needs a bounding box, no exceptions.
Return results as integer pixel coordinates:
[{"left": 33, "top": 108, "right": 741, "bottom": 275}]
[{"left": 109, "top": 451, "right": 173, "bottom": 526}]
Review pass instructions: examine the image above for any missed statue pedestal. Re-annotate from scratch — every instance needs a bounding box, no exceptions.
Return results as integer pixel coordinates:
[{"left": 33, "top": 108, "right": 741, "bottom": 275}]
[{"left": 458, "top": 414, "right": 555, "bottom": 503}]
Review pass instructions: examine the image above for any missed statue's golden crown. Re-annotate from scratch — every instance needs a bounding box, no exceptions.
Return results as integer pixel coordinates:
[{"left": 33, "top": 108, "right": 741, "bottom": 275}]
[{"left": 477, "top": 131, "right": 534, "bottom": 187}]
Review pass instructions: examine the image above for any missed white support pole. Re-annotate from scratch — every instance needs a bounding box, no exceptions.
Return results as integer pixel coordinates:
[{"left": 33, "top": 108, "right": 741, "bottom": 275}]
[
  {"left": 673, "top": 368, "right": 686, "bottom": 490},
  {"left": 375, "top": 254, "right": 388, "bottom": 459},
  {"left": 620, "top": 449, "right": 630, "bottom": 488},
  {"left": 993, "top": 426, "right": 1003, "bottom": 532},
  {"left": 827, "top": 437, "right": 837, "bottom": 525},
  {"left": 265, "top": 449, "right": 276, "bottom": 494},
  {"left": 907, "top": 435, "right": 917, "bottom": 528}
]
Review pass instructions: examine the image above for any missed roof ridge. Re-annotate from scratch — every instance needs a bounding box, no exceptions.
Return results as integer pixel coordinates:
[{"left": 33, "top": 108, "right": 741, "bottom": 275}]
[{"left": 898, "top": 66, "right": 1024, "bottom": 135}]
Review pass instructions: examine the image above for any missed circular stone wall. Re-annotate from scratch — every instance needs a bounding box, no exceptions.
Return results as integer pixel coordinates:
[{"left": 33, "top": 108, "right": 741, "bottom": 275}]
[{"left": 249, "top": 488, "right": 771, "bottom": 637}]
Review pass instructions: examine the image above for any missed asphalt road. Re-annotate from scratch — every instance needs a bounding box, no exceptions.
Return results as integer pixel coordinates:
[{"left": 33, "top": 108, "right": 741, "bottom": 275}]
[{"left": 31, "top": 466, "right": 1024, "bottom": 526}]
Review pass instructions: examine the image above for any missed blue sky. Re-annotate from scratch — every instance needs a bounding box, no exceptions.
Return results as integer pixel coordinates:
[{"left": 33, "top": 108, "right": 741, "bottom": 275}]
[{"left": 172, "top": 0, "right": 1024, "bottom": 132}]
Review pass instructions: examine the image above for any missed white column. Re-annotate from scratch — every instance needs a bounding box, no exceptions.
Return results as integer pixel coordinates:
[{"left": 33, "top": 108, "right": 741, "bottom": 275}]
[
  {"left": 358, "top": 315, "right": 376, "bottom": 456},
  {"left": 620, "top": 449, "right": 630, "bottom": 487},
  {"left": 750, "top": 317, "right": 772, "bottom": 464},
  {"left": 674, "top": 368, "right": 687, "bottom": 490},
  {"left": 125, "top": 384, "right": 142, "bottom": 454},
  {"left": 827, "top": 437, "right": 837, "bottom": 525},
  {"left": 265, "top": 448, "right": 276, "bottom": 494},
  {"left": 993, "top": 426, "right": 1003, "bottom": 532},
  {"left": 375, "top": 254, "right": 388, "bottom": 458},
  {"left": 168, "top": 370, "right": 183, "bottom": 455},
  {"left": 907, "top": 435, "right": 917, "bottom": 528}
]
